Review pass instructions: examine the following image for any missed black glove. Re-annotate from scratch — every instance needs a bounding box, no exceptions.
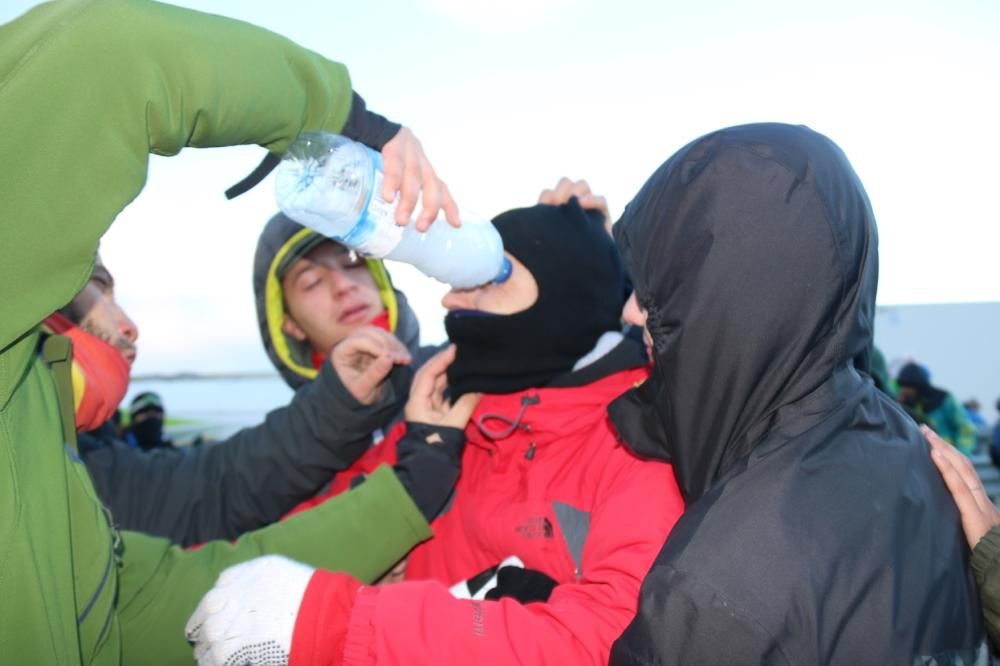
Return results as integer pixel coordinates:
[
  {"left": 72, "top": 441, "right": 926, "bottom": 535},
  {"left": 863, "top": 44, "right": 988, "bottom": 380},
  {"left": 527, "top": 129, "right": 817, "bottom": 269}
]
[
  {"left": 340, "top": 92, "right": 401, "bottom": 151},
  {"left": 391, "top": 422, "right": 465, "bottom": 522},
  {"left": 484, "top": 566, "right": 558, "bottom": 604}
]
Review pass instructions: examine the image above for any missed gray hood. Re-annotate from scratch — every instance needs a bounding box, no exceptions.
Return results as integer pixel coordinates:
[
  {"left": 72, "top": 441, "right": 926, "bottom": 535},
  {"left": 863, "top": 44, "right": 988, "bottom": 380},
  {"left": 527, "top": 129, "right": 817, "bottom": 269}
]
[{"left": 253, "top": 212, "right": 422, "bottom": 389}]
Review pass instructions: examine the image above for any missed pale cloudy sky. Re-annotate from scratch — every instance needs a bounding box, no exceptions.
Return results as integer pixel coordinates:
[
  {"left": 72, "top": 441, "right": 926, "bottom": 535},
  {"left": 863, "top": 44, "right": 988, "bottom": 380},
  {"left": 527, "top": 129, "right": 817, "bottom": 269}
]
[{"left": 4, "top": 0, "right": 999, "bottom": 375}]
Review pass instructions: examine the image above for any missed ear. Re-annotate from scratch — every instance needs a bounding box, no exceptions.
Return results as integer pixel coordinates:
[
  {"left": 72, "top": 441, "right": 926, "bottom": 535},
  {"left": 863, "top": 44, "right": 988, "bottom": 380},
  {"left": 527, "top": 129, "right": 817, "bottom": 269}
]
[{"left": 281, "top": 313, "right": 308, "bottom": 341}]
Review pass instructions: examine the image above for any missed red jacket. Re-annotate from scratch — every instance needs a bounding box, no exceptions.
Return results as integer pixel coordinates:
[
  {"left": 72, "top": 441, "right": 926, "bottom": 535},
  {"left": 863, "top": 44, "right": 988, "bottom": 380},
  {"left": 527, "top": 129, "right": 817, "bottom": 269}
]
[{"left": 288, "top": 366, "right": 685, "bottom": 665}]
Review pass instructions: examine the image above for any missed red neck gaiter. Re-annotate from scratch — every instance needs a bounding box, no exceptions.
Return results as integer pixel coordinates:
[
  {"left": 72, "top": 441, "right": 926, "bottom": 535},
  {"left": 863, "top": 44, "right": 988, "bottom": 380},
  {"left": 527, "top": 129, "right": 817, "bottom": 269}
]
[{"left": 44, "top": 313, "right": 131, "bottom": 432}]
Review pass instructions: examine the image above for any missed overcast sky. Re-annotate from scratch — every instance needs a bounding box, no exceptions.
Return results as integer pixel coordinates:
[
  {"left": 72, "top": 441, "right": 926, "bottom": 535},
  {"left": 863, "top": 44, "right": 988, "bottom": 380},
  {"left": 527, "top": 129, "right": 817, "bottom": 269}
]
[{"left": 5, "top": 0, "right": 998, "bottom": 374}]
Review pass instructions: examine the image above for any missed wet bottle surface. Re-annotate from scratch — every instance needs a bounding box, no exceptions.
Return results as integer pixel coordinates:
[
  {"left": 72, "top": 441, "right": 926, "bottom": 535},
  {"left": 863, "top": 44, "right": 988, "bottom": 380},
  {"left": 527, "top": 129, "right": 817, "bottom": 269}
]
[{"left": 275, "top": 132, "right": 510, "bottom": 288}]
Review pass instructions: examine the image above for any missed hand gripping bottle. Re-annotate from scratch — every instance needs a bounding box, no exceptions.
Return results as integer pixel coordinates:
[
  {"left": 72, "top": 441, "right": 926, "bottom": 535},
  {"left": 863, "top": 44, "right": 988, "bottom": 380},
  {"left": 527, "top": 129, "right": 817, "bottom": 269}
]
[{"left": 274, "top": 132, "right": 511, "bottom": 288}]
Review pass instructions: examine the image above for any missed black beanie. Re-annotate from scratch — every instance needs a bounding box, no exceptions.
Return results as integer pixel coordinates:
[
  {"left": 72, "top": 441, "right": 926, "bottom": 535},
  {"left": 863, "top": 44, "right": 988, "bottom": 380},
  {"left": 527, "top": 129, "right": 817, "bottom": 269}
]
[
  {"left": 445, "top": 198, "right": 625, "bottom": 397},
  {"left": 896, "top": 362, "right": 930, "bottom": 389}
]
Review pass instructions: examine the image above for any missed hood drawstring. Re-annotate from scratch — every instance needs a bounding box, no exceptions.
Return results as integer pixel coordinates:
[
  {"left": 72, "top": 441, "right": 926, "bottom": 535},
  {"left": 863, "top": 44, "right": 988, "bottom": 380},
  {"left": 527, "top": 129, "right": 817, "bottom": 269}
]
[{"left": 475, "top": 395, "right": 540, "bottom": 440}]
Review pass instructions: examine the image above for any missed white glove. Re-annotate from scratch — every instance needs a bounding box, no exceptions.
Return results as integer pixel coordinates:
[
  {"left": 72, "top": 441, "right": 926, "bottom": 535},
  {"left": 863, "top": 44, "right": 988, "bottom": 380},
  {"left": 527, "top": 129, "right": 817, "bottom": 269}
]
[{"left": 185, "top": 555, "right": 315, "bottom": 666}]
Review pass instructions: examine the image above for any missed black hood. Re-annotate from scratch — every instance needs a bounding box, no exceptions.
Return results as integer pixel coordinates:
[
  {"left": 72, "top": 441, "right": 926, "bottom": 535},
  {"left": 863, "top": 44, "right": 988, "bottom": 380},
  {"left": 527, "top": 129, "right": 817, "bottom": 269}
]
[{"left": 609, "top": 123, "right": 878, "bottom": 503}]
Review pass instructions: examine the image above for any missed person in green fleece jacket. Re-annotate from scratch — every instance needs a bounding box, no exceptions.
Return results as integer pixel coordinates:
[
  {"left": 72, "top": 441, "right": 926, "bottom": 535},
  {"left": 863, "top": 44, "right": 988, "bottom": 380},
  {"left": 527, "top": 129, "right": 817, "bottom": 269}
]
[
  {"left": 0, "top": 1, "right": 467, "bottom": 664},
  {"left": 927, "top": 426, "right": 1000, "bottom": 649}
]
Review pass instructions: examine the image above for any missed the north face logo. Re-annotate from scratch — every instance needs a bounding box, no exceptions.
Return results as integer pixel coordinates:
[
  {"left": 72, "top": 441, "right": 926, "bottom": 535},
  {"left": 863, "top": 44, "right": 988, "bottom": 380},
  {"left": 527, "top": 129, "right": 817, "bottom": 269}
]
[{"left": 515, "top": 516, "right": 553, "bottom": 539}]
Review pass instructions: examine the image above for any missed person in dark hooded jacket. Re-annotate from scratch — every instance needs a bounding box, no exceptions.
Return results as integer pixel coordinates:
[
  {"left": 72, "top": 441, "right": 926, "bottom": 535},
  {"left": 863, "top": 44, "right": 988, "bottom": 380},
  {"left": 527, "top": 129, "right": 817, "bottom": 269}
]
[
  {"left": 608, "top": 123, "right": 986, "bottom": 664},
  {"left": 252, "top": 212, "right": 439, "bottom": 438}
]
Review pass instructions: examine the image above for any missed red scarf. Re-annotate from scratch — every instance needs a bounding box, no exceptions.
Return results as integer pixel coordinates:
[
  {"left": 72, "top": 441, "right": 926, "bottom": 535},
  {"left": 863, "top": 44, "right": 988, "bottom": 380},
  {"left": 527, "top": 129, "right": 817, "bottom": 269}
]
[
  {"left": 310, "top": 310, "right": 392, "bottom": 371},
  {"left": 44, "top": 313, "right": 131, "bottom": 432}
]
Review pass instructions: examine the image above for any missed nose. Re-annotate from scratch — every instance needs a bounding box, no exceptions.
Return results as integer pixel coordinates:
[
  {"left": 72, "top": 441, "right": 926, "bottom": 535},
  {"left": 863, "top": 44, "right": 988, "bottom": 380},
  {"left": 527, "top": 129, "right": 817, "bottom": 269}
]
[
  {"left": 621, "top": 291, "right": 646, "bottom": 326},
  {"left": 441, "top": 288, "right": 475, "bottom": 311},
  {"left": 327, "top": 266, "right": 357, "bottom": 296},
  {"left": 115, "top": 302, "right": 139, "bottom": 343}
]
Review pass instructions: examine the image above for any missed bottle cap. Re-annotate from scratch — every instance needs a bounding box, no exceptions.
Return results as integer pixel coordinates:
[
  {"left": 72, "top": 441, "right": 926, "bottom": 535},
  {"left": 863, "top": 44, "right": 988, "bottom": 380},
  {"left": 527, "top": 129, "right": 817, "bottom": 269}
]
[{"left": 492, "top": 257, "right": 513, "bottom": 284}]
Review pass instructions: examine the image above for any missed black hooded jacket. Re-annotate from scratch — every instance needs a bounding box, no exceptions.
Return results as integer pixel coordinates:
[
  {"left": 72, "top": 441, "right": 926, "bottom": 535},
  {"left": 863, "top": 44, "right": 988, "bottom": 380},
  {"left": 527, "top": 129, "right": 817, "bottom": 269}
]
[{"left": 609, "top": 124, "right": 986, "bottom": 664}]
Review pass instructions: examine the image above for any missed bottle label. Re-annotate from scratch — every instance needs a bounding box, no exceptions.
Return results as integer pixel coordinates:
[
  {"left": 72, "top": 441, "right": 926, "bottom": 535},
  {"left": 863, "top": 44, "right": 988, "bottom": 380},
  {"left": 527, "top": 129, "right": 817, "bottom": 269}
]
[{"left": 355, "top": 168, "right": 404, "bottom": 256}]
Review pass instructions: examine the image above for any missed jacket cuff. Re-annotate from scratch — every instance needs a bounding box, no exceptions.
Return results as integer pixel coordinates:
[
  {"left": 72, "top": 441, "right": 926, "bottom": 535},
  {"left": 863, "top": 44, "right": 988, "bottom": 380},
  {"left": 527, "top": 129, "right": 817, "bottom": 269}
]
[
  {"left": 402, "top": 422, "right": 466, "bottom": 460},
  {"left": 340, "top": 91, "right": 401, "bottom": 151},
  {"left": 289, "top": 570, "right": 362, "bottom": 666},
  {"left": 342, "top": 586, "right": 381, "bottom": 665},
  {"left": 971, "top": 526, "right": 1000, "bottom": 587}
]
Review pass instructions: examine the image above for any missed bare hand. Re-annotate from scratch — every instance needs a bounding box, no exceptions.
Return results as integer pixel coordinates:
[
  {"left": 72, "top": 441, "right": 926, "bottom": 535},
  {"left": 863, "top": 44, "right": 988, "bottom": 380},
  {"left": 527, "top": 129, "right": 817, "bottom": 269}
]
[
  {"left": 331, "top": 326, "right": 411, "bottom": 405},
  {"left": 381, "top": 127, "right": 461, "bottom": 231},
  {"left": 538, "top": 177, "right": 611, "bottom": 233},
  {"left": 925, "top": 425, "right": 1000, "bottom": 549},
  {"left": 405, "top": 345, "right": 481, "bottom": 429}
]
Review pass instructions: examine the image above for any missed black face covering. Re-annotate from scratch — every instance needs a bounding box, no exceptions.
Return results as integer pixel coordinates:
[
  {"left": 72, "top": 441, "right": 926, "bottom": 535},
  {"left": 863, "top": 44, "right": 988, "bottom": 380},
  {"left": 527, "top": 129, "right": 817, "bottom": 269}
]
[
  {"left": 445, "top": 199, "right": 625, "bottom": 397},
  {"left": 130, "top": 416, "right": 165, "bottom": 451}
]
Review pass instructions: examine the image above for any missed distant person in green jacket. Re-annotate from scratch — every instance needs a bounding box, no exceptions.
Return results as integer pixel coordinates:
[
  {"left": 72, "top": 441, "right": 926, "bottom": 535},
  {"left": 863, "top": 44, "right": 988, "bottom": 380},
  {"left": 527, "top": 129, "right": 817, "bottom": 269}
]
[
  {"left": 0, "top": 1, "right": 466, "bottom": 664},
  {"left": 926, "top": 426, "right": 1000, "bottom": 649},
  {"left": 897, "top": 361, "right": 978, "bottom": 454}
]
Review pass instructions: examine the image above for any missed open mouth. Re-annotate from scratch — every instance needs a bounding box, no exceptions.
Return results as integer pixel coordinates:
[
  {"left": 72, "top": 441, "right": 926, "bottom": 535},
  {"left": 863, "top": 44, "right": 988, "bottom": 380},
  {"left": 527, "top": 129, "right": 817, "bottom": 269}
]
[{"left": 339, "top": 303, "right": 371, "bottom": 324}]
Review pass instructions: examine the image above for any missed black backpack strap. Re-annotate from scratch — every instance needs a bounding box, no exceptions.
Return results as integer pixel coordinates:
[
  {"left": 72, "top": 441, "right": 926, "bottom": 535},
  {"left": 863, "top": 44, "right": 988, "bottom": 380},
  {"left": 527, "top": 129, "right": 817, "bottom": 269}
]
[{"left": 40, "top": 333, "right": 78, "bottom": 452}]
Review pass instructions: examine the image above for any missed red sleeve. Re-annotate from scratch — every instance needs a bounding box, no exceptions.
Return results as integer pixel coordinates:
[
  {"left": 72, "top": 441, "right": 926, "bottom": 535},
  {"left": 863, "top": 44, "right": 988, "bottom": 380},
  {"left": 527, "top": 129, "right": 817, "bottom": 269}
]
[
  {"left": 332, "top": 453, "right": 684, "bottom": 665},
  {"left": 289, "top": 570, "right": 361, "bottom": 666}
]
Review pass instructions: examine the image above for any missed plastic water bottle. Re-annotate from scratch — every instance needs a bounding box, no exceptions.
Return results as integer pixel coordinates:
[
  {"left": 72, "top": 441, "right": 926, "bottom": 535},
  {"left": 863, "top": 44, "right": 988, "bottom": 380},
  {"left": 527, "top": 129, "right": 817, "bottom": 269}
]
[{"left": 274, "top": 132, "right": 511, "bottom": 288}]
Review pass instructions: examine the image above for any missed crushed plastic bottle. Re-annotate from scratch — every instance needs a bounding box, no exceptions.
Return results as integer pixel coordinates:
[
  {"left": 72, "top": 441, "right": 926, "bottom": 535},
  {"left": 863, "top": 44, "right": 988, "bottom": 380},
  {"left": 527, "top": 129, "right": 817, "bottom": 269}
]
[{"left": 275, "top": 132, "right": 510, "bottom": 288}]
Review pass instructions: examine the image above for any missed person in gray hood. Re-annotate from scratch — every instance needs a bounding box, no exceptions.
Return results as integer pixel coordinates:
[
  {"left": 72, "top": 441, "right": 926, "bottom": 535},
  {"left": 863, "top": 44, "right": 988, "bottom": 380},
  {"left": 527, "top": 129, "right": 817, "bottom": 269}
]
[
  {"left": 608, "top": 123, "right": 986, "bottom": 664},
  {"left": 253, "top": 212, "right": 439, "bottom": 432}
]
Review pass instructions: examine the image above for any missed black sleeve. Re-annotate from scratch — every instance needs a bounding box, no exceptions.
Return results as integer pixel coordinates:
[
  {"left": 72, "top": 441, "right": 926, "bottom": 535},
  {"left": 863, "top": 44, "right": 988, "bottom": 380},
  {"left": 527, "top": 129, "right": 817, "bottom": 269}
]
[
  {"left": 339, "top": 91, "right": 401, "bottom": 150},
  {"left": 384, "top": 421, "right": 465, "bottom": 522},
  {"left": 82, "top": 360, "right": 412, "bottom": 546},
  {"left": 223, "top": 91, "right": 400, "bottom": 200},
  {"left": 610, "top": 564, "right": 791, "bottom": 666}
]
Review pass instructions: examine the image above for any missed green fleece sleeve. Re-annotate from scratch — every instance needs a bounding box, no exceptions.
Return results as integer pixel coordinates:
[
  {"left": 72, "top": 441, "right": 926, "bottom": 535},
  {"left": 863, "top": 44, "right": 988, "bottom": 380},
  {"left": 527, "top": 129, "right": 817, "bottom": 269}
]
[
  {"left": 115, "top": 464, "right": 430, "bottom": 666},
  {"left": 0, "top": 0, "right": 355, "bottom": 352},
  {"left": 971, "top": 527, "right": 1000, "bottom": 650}
]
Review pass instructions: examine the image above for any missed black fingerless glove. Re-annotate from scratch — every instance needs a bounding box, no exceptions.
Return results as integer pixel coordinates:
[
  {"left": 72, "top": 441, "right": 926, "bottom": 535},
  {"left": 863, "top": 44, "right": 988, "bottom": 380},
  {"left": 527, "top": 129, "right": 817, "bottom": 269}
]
[
  {"left": 484, "top": 566, "right": 559, "bottom": 604},
  {"left": 392, "top": 422, "right": 465, "bottom": 521},
  {"left": 340, "top": 92, "right": 402, "bottom": 151}
]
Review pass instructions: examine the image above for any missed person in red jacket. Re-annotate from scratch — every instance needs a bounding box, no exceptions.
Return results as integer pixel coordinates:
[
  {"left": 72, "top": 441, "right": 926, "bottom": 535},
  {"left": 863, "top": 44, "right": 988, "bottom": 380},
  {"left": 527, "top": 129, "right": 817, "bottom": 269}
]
[{"left": 187, "top": 192, "right": 686, "bottom": 666}]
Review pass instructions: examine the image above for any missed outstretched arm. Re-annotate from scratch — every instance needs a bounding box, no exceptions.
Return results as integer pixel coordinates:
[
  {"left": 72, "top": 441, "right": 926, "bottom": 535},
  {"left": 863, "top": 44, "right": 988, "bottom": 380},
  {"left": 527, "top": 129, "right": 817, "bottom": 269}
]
[{"left": 1, "top": 0, "right": 454, "bottom": 353}]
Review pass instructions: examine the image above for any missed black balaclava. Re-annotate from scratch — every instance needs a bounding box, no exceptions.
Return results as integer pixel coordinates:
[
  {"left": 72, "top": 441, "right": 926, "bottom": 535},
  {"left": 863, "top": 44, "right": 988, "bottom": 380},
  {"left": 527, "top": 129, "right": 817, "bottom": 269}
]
[
  {"left": 130, "top": 415, "right": 166, "bottom": 451},
  {"left": 445, "top": 198, "right": 625, "bottom": 397}
]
